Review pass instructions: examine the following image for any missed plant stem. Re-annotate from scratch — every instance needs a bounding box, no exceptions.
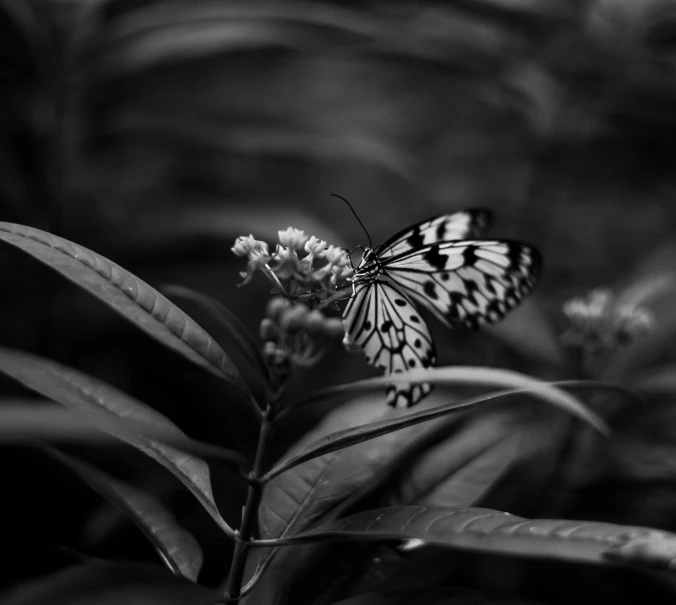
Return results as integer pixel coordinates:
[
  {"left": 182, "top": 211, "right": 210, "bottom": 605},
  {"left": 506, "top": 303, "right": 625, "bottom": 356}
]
[{"left": 222, "top": 406, "right": 273, "bottom": 600}]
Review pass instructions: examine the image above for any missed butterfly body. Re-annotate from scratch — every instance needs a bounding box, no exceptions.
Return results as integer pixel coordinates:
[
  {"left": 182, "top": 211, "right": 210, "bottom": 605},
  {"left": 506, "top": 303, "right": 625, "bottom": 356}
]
[{"left": 342, "top": 209, "right": 541, "bottom": 409}]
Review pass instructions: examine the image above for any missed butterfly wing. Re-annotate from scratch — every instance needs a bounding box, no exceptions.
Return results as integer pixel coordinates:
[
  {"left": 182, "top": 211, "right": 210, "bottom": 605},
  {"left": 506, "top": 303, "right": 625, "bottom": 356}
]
[
  {"left": 381, "top": 240, "right": 541, "bottom": 330},
  {"left": 343, "top": 279, "right": 436, "bottom": 408},
  {"left": 377, "top": 209, "right": 492, "bottom": 261}
]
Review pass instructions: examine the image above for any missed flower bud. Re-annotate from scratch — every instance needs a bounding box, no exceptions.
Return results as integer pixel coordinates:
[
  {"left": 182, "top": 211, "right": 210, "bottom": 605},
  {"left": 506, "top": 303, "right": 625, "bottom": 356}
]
[
  {"left": 323, "top": 317, "right": 346, "bottom": 339},
  {"left": 259, "top": 318, "right": 278, "bottom": 341},
  {"left": 279, "top": 303, "right": 310, "bottom": 333},
  {"left": 266, "top": 296, "right": 291, "bottom": 321},
  {"left": 304, "top": 309, "right": 327, "bottom": 335}
]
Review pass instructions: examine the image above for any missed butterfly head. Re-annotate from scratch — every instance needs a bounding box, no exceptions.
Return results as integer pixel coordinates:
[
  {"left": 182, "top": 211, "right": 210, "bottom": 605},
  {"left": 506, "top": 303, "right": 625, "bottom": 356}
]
[{"left": 357, "top": 246, "right": 383, "bottom": 274}]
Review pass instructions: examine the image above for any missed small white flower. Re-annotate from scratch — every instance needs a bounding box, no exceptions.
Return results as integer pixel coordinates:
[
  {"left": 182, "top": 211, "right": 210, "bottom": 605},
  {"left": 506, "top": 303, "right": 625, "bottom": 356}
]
[
  {"left": 562, "top": 288, "right": 654, "bottom": 350},
  {"left": 616, "top": 304, "right": 655, "bottom": 341},
  {"left": 323, "top": 245, "right": 351, "bottom": 269},
  {"left": 278, "top": 227, "right": 309, "bottom": 251},
  {"left": 304, "top": 236, "right": 328, "bottom": 258},
  {"left": 330, "top": 263, "right": 354, "bottom": 286},
  {"left": 231, "top": 235, "right": 269, "bottom": 258},
  {"left": 587, "top": 288, "right": 613, "bottom": 319},
  {"left": 300, "top": 236, "right": 328, "bottom": 274},
  {"left": 270, "top": 244, "right": 305, "bottom": 281},
  {"left": 232, "top": 235, "right": 271, "bottom": 285}
]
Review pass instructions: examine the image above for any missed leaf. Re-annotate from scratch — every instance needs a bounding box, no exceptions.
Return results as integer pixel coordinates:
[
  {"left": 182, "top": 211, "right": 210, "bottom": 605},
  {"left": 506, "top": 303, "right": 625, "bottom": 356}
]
[
  {"left": 254, "top": 395, "right": 451, "bottom": 605},
  {"left": 0, "top": 402, "right": 244, "bottom": 465},
  {"left": 270, "top": 505, "right": 676, "bottom": 570},
  {"left": 0, "top": 560, "right": 220, "bottom": 605},
  {"left": 105, "top": 115, "right": 416, "bottom": 179},
  {"left": 0, "top": 401, "right": 158, "bottom": 445},
  {"left": 385, "top": 409, "right": 522, "bottom": 509},
  {"left": 99, "top": 2, "right": 380, "bottom": 73},
  {"left": 309, "top": 407, "right": 570, "bottom": 601},
  {"left": 0, "top": 0, "right": 51, "bottom": 61},
  {"left": 0, "top": 348, "right": 237, "bottom": 537},
  {"left": 286, "top": 366, "right": 611, "bottom": 429},
  {"left": 266, "top": 376, "right": 608, "bottom": 480},
  {"left": 45, "top": 447, "right": 203, "bottom": 581},
  {"left": 161, "top": 284, "right": 271, "bottom": 388},
  {"left": 259, "top": 396, "right": 413, "bottom": 541},
  {"left": 633, "top": 364, "right": 676, "bottom": 396},
  {"left": 0, "top": 222, "right": 254, "bottom": 406}
]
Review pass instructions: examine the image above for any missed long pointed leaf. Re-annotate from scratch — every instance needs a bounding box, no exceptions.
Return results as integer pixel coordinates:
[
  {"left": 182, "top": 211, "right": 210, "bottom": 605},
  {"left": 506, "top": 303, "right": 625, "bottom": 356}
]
[
  {"left": 0, "top": 402, "right": 159, "bottom": 445},
  {"left": 0, "top": 222, "right": 256, "bottom": 408},
  {"left": 264, "top": 505, "right": 676, "bottom": 570},
  {"left": 285, "top": 366, "right": 618, "bottom": 418},
  {"left": 45, "top": 447, "right": 203, "bottom": 581},
  {"left": 0, "top": 402, "right": 244, "bottom": 466},
  {"left": 265, "top": 381, "right": 607, "bottom": 481},
  {"left": 0, "top": 348, "right": 239, "bottom": 537}
]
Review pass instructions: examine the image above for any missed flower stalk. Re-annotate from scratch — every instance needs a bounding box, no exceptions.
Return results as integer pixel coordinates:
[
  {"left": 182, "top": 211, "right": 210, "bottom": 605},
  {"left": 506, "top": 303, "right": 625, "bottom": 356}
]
[
  {"left": 221, "top": 227, "right": 357, "bottom": 599},
  {"left": 222, "top": 406, "right": 274, "bottom": 601}
]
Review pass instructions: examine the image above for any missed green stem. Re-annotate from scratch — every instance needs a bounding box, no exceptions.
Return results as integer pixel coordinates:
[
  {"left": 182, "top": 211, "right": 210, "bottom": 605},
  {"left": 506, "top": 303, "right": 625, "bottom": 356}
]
[{"left": 222, "top": 407, "right": 273, "bottom": 600}]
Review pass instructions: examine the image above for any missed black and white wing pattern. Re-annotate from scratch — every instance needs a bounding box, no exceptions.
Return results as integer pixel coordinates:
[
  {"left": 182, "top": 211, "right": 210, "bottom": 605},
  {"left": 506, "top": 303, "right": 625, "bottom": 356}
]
[
  {"left": 343, "top": 279, "right": 436, "bottom": 408},
  {"left": 376, "top": 208, "right": 492, "bottom": 261},
  {"left": 381, "top": 240, "right": 540, "bottom": 331},
  {"left": 342, "top": 208, "right": 541, "bottom": 409}
]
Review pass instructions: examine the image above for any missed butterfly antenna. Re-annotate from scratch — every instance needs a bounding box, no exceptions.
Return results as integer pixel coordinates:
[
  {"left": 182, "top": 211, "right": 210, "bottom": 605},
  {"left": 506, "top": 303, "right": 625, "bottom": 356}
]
[{"left": 331, "top": 194, "right": 373, "bottom": 249}]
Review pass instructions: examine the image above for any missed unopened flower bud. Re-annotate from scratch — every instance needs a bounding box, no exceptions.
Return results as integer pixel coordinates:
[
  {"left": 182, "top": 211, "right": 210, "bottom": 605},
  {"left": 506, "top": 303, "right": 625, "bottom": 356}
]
[
  {"left": 279, "top": 303, "right": 310, "bottom": 332},
  {"left": 323, "top": 317, "right": 346, "bottom": 338},
  {"left": 259, "top": 318, "right": 278, "bottom": 341},
  {"left": 266, "top": 296, "right": 291, "bottom": 321},
  {"left": 263, "top": 341, "right": 290, "bottom": 370},
  {"left": 304, "top": 309, "right": 327, "bottom": 335}
]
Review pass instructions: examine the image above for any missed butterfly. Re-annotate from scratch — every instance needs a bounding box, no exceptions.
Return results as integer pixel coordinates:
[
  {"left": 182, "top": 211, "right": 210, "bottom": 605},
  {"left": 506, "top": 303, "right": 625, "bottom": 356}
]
[{"left": 341, "top": 208, "right": 541, "bottom": 408}]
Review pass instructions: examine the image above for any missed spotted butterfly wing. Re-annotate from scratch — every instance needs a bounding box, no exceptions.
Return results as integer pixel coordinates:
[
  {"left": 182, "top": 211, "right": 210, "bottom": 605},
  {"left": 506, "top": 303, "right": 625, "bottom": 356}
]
[
  {"left": 381, "top": 240, "right": 540, "bottom": 331},
  {"left": 343, "top": 279, "right": 436, "bottom": 408},
  {"left": 377, "top": 208, "right": 492, "bottom": 261},
  {"left": 344, "top": 209, "right": 507, "bottom": 408}
]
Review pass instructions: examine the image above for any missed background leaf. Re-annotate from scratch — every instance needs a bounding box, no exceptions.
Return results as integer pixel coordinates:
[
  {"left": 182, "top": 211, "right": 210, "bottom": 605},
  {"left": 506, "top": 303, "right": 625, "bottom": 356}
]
[
  {"left": 290, "top": 367, "right": 609, "bottom": 434},
  {"left": 485, "top": 297, "right": 565, "bottom": 373},
  {"left": 269, "top": 377, "right": 607, "bottom": 480},
  {"left": 45, "top": 447, "right": 203, "bottom": 581}
]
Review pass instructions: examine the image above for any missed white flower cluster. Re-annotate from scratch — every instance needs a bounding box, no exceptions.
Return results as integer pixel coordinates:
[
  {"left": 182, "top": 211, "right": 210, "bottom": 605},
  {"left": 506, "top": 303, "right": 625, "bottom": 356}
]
[
  {"left": 563, "top": 288, "right": 654, "bottom": 350},
  {"left": 232, "top": 228, "right": 354, "bottom": 295}
]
